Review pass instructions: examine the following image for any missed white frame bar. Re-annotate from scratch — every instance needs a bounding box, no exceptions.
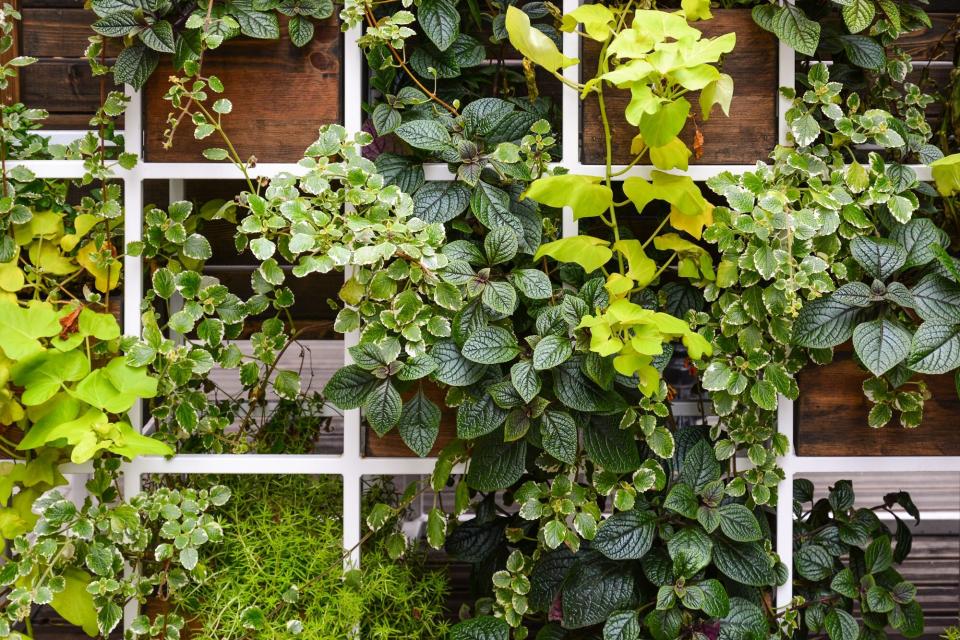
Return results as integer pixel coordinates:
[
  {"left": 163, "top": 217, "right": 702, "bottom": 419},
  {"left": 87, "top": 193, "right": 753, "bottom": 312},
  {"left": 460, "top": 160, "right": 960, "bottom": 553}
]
[{"left": 9, "top": 2, "right": 958, "bottom": 634}]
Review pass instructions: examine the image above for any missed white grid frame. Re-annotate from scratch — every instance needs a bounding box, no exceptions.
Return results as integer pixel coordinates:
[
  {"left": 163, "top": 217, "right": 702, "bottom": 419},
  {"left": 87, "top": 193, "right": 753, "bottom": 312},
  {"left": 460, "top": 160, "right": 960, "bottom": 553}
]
[{"left": 8, "top": 2, "right": 958, "bottom": 633}]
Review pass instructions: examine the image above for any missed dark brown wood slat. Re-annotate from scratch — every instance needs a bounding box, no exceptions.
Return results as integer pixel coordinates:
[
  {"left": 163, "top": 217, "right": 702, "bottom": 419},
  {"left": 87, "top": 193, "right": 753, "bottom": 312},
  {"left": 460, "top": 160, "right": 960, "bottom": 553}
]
[
  {"left": 19, "top": 7, "right": 100, "bottom": 57},
  {"left": 1, "top": 0, "right": 21, "bottom": 107},
  {"left": 581, "top": 9, "right": 778, "bottom": 166},
  {"left": 19, "top": 58, "right": 113, "bottom": 112},
  {"left": 796, "top": 346, "right": 960, "bottom": 456},
  {"left": 143, "top": 18, "right": 343, "bottom": 163},
  {"left": 898, "top": 13, "right": 957, "bottom": 62}
]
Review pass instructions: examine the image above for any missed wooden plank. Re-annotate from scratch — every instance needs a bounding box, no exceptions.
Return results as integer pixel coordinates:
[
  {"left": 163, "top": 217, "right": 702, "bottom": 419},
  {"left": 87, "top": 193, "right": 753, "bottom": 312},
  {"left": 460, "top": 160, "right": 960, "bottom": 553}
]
[
  {"left": 20, "top": 7, "right": 93, "bottom": 57},
  {"left": 1, "top": 0, "right": 21, "bottom": 108},
  {"left": 143, "top": 18, "right": 342, "bottom": 163},
  {"left": 19, "top": 58, "right": 109, "bottom": 112},
  {"left": 897, "top": 12, "right": 957, "bottom": 62},
  {"left": 581, "top": 9, "right": 778, "bottom": 166},
  {"left": 796, "top": 345, "right": 960, "bottom": 456}
]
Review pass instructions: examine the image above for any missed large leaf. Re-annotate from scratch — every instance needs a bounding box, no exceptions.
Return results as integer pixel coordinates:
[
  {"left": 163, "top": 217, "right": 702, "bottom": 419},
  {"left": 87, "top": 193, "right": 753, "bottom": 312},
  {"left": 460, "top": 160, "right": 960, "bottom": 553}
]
[
  {"left": 398, "top": 389, "right": 440, "bottom": 456},
  {"left": 324, "top": 365, "right": 379, "bottom": 409},
  {"left": 112, "top": 42, "right": 159, "bottom": 89},
  {"left": 418, "top": 0, "right": 459, "bottom": 51},
  {"left": 667, "top": 526, "right": 713, "bottom": 578},
  {"left": 431, "top": 340, "right": 487, "bottom": 386},
  {"left": 712, "top": 539, "right": 773, "bottom": 587},
  {"left": 451, "top": 616, "right": 509, "bottom": 640},
  {"left": 841, "top": 0, "right": 875, "bottom": 33},
  {"left": 395, "top": 119, "right": 452, "bottom": 151},
  {"left": 892, "top": 218, "right": 947, "bottom": 268},
  {"left": 364, "top": 381, "right": 401, "bottom": 436},
  {"left": 824, "top": 608, "right": 859, "bottom": 640},
  {"left": 50, "top": 568, "right": 98, "bottom": 637},
  {"left": 772, "top": 3, "right": 820, "bottom": 56},
  {"left": 465, "top": 434, "right": 526, "bottom": 491},
  {"left": 540, "top": 410, "right": 577, "bottom": 464},
  {"left": 561, "top": 554, "right": 635, "bottom": 629},
  {"left": 639, "top": 99, "right": 691, "bottom": 148},
  {"left": 907, "top": 322, "right": 960, "bottom": 374},
  {"left": 593, "top": 509, "right": 656, "bottom": 560},
  {"left": 462, "top": 326, "right": 521, "bottom": 364},
  {"left": 583, "top": 418, "right": 640, "bottom": 473},
  {"left": 534, "top": 236, "right": 612, "bottom": 273},
  {"left": 852, "top": 318, "right": 912, "bottom": 377},
  {"left": 524, "top": 175, "right": 613, "bottom": 220},
  {"left": 910, "top": 274, "right": 960, "bottom": 323},
  {"left": 850, "top": 236, "right": 906, "bottom": 280},
  {"left": 792, "top": 297, "right": 866, "bottom": 348},
  {"left": 505, "top": 6, "right": 578, "bottom": 72},
  {"left": 717, "top": 503, "right": 763, "bottom": 542},
  {"left": 720, "top": 598, "right": 767, "bottom": 640},
  {"left": 533, "top": 334, "right": 574, "bottom": 371},
  {"left": 0, "top": 300, "right": 61, "bottom": 359},
  {"left": 456, "top": 394, "right": 508, "bottom": 439},
  {"left": 413, "top": 181, "right": 471, "bottom": 223}
]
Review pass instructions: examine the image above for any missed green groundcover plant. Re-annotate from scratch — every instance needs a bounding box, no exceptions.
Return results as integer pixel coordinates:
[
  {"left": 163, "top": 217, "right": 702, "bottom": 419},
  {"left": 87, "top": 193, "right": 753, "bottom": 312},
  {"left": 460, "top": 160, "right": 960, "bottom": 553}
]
[{"left": 173, "top": 474, "right": 450, "bottom": 639}]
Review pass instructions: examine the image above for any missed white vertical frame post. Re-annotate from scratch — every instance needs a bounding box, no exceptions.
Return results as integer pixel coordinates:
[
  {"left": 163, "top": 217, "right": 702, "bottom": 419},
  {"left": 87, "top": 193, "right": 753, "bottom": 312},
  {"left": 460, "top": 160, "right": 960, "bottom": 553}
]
[
  {"left": 774, "top": 13, "right": 796, "bottom": 608},
  {"left": 342, "top": 22, "right": 365, "bottom": 574},
  {"left": 560, "top": 0, "right": 579, "bottom": 240}
]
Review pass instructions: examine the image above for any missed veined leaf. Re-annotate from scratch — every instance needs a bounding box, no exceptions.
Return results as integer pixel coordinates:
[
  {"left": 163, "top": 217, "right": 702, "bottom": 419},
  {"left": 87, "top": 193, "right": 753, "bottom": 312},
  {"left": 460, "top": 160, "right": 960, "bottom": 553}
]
[{"left": 505, "top": 6, "right": 578, "bottom": 72}]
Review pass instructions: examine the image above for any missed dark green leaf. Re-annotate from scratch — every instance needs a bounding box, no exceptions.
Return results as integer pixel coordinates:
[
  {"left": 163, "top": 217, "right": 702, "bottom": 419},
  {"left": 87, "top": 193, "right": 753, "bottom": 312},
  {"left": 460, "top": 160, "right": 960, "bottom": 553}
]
[
  {"left": 462, "top": 326, "right": 520, "bottom": 364},
  {"left": 418, "top": 0, "right": 459, "bottom": 51},
  {"left": 413, "top": 181, "right": 471, "bottom": 223},
  {"left": 398, "top": 389, "right": 440, "bottom": 456},
  {"left": 593, "top": 509, "right": 656, "bottom": 560},
  {"left": 540, "top": 410, "right": 577, "bottom": 464},
  {"left": 364, "top": 381, "right": 401, "bottom": 436},
  {"left": 324, "top": 365, "right": 378, "bottom": 409}
]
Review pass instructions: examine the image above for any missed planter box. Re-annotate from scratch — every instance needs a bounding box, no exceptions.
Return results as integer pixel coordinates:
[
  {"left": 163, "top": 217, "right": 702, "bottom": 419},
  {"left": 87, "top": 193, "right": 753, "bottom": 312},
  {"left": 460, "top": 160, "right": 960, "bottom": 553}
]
[
  {"left": 364, "top": 383, "right": 456, "bottom": 457},
  {"left": 143, "top": 19, "right": 342, "bottom": 163},
  {"left": 795, "top": 346, "right": 960, "bottom": 456},
  {"left": 580, "top": 9, "right": 778, "bottom": 166}
]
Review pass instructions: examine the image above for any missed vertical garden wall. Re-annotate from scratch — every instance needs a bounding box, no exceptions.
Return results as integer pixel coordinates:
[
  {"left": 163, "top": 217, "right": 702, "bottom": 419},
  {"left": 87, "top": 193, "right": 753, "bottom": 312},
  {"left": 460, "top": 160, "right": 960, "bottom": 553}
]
[{"left": 1, "top": 0, "right": 960, "bottom": 638}]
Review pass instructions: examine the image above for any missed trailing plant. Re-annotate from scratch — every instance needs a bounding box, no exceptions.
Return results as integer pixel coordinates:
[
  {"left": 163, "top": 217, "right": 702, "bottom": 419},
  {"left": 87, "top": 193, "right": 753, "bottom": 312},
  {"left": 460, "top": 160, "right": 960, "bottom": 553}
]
[
  {"left": 694, "top": 62, "right": 946, "bottom": 463},
  {"left": 175, "top": 474, "right": 449, "bottom": 639},
  {"left": 0, "top": 458, "right": 228, "bottom": 639},
  {"left": 790, "top": 479, "right": 924, "bottom": 640},
  {"left": 793, "top": 217, "right": 959, "bottom": 428},
  {"left": 86, "top": 0, "right": 334, "bottom": 89}
]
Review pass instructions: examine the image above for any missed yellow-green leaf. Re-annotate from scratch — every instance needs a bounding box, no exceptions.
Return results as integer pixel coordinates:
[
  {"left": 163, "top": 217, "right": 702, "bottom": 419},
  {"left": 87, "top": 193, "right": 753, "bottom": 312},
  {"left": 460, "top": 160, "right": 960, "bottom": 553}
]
[
  {"left": 623, "top": 171, "right": 707, "bottom": 215},
  {"left": 535, "top": 236, "right": 612, "bottom": 273},
  {"left": 506, "top": 6, "right": 578, "bottom": 72},
  {"left": 522, "top": 174, "right": 613, "bottom": 220},
  {"left": 612, "top": 239, "right": 656, "bottom": 286},
  {"left": 669, "top": 203, "right": 714, "bottom": 240},
  {"left": 931, "top": 153, "right": 960, "bottom": 197},
  {"left": 0, "top": 261, "right": 24, "bottom": 293},
  {"left": 699, "top": 73, "right": 734, "bottom": 120},
  {"left": 561, "top": 4, "right": 615, "bottom": 41},
  {"left": 681, "top": 0, "right": 712, "bottom": 21},
  {"left": 649, "top": 137, "right": 691, "bottom": 170},
  {"left": 50, "top": 568, "right": 99, "bottom": 637}
]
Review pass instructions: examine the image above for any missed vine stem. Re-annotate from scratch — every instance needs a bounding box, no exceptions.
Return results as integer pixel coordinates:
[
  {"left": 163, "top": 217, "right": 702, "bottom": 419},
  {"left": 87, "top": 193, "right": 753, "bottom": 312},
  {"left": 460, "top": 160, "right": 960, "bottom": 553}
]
[{"left": 364, "top": 8, "right": 459, "bottom": 116}]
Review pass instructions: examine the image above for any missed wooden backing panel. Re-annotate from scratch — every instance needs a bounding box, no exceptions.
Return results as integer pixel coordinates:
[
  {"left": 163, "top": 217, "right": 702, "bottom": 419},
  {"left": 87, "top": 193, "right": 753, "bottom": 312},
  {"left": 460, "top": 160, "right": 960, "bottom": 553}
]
[
  {"left": 898, "top": 12, "right": 957, "bottom": 62},
  {"left": 143, "top": 19, "right": 342, "bottom": 163},
  {"left": 364, "top": 383, "right": 456, "bottom": 456},
  {"left": 581, "top": 10, "right": 778, "bottom": 166},
  {"left": 1, "top": 0, "right": 20, "bottom": 107},
  {"left": 19, "top": 58, "right": 113, "bottom": 112},
  {"left": 796, "top": 347, "right": 960, "bottom": 456},
  {"left": 20, "top": 7, "right": 95, "bottom": 57}
]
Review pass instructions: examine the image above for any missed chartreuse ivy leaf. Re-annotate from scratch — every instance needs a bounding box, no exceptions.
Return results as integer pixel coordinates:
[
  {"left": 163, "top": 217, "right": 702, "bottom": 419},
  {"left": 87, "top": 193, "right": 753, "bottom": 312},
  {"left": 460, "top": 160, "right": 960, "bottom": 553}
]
[
  {"left": 522, "top": 175, "right": 613, "bottom": 220},
  {"left": 931, "top": 153, "right": 960, "bottom": 197},
  {"left": 613, "top": 240, "right": 656, "bottom": 286},
  {"left": 12, "top": 349, "right": 90, "bottom": 406},
  {"left": 51, "top": 568, "right": 99, "bottom": 637},
  {"left": 0, "top": 300, "right": 61, "bottom": 359},
  {"left": 700, "top": 73, "right": 734, "bottom": 120},
  {"left": 623, "top": 172, "right": 708, "bottom": 216},
  {"left": 535, "top": 236, "right": 612, "bottom": 273},
  {"left": 505, "top": 6, "right": 578, "bottom": 73},
  {"left": 561, "top": 4, "right": 615, "bottom": 40},
  {"left": 639, "top": 99, "right": 690, "bottom": 149}
]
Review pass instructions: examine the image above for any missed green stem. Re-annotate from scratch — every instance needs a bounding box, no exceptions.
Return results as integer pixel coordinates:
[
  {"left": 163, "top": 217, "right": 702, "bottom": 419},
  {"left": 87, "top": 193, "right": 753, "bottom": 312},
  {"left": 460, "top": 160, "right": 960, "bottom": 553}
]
[
  {"left": 595, "top": 43, "right": 624, "bottom": 274},
  {"left": 641, "top": 215, "right": 670, "bottom": 250}
]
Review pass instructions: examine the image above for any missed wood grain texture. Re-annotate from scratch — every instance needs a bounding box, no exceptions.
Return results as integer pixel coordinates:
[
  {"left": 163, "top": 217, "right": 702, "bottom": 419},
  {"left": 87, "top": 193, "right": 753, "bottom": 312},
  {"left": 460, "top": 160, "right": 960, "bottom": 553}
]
[
  {"left": 581, "top": 10, "right": 778, "bottom": 166},
  {"left": 364, "top": 383, "right": 456, "bottom": 457},
  {"left": 143, "top": 18, "right": 343, "bottom": 163},
  {"left": 1, "top": 0, "right": 21, "bottom": 107},
  {"left": 796, "top": 346, "right": 960, "bottom": 456}
]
